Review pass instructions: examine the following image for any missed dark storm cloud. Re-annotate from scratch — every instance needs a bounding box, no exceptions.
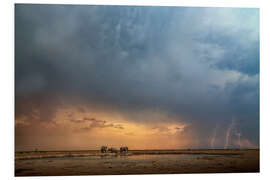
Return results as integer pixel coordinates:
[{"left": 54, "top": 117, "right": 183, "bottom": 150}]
[
  {"left": 69, "top": 117, "right": 104, "bottom": 124},
  {"left": 74, "top": 118, "right": 125, "bottom": 132},
  {"left": 15, "top": 4, "right": 259, "bottom": 148}
]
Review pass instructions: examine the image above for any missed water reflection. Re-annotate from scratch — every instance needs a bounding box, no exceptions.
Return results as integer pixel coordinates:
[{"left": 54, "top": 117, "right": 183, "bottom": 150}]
[{"left": 17, "top": 153, "right": 226, "bottom": 161}]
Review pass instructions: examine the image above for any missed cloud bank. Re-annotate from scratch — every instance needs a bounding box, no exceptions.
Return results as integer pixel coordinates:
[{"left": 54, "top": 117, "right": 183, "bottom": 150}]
[{"left": 15, "top": 5, "right": 259, "bottom": 150}]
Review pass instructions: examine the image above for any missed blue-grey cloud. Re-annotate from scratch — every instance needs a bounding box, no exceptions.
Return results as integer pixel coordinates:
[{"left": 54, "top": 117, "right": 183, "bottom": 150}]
[{"left": 15, "top": 4, "right": 259, "bottom": 148}]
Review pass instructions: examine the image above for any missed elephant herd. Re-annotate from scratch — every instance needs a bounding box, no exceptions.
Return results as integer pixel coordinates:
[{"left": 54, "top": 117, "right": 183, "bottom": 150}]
[{"left": 100, "top": 146, "right": 128, "bottom": 153}]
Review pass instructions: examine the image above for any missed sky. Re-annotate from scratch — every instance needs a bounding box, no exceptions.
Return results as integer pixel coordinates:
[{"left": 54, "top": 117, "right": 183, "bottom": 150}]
[{"left": 15, "top": 4, "right": 259, "bottom": 151}]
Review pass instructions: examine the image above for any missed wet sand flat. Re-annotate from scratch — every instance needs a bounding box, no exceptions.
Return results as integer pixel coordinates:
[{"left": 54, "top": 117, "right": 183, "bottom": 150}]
[{"left": 15, "top": 149, "right": 259, "bottom": 176}]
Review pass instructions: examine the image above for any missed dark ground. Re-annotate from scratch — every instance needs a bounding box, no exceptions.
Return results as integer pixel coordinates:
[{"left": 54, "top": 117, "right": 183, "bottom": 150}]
[{"left": 15, "top": 149, "right": 259, "bottom": 176}]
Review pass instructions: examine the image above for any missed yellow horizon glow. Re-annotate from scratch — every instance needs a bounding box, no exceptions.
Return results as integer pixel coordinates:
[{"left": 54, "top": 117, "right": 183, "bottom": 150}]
[{"left": 15, "top": 104, "right": 192, "bottom": 151}]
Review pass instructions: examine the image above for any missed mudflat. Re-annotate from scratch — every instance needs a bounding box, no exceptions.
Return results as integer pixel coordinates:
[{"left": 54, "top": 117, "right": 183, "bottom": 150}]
[{"left": 15, "top": 149, "right": 259, "bottom": 176}]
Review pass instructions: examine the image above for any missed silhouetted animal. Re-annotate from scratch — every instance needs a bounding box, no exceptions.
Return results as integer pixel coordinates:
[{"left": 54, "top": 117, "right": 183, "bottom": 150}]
[
  {"left": 108, "top": 147, "right": 118, "bottom": 153},
  {"left": 101, "top": 146, "right": 108, "bottom": 153},
  {"left": 120, "top": 146, "right": 128, "bottom": 153}
]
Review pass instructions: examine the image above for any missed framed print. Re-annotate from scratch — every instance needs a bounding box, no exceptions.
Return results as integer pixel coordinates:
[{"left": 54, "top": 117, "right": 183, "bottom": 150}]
[{"left": 15, "top": 3, "right": 260, "bottom": 176}]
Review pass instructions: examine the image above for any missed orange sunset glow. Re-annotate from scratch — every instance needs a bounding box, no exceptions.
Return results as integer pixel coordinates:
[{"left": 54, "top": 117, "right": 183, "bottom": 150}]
[{"left": 15, "top": 100, "right": 194, "bottom": 151}]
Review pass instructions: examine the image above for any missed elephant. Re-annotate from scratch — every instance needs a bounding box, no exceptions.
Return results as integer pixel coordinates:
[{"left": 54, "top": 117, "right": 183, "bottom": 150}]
[
  {"left": 108, "top": 147, "right": 118, "bottom": 153},
  {"left": 100, "top": 146, "right": 108, "bottom": 153},
  {"left": 120, "top": 146, "right": 128, "bottom": 153}
]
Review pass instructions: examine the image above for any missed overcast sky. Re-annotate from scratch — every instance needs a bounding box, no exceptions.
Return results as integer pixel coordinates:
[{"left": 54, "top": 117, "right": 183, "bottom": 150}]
[{"left": 15, "top": 4, "right": 259, "bottom": 151}]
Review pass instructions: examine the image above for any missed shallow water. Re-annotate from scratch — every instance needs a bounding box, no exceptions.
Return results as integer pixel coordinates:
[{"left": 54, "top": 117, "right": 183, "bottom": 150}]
[
  {"left": 125, "top": 154, "right": 222, "bottom": 160},
  {"left": 15, "top": 150, "right": 259, "bottom": 176},
  {"left": 58, "top": 154, "right": 202, "bottom": 162},
  {"left": 16, "top": 153, "right": 222, "bottom": 161}
]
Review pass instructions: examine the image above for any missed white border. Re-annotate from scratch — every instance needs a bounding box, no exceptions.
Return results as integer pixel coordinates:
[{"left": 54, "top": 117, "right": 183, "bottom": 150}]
[
  {"left": 1, "top": 0, "right": 270, "bottom": 180},
  {"left": 13, "top": 0, "right": 261, "bottom": 7}
]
